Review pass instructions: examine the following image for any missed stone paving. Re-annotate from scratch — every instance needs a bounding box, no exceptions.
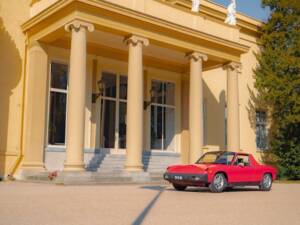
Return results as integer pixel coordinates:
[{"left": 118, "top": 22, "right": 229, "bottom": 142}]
[{"left": 0, "top": 182, "right": 299, "bottom": 225}]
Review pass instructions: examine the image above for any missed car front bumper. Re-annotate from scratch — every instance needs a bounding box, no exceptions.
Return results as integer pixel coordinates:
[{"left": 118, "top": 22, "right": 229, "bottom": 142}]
[{"left": 163, "top": 172, "right": 208, "bottom": 185}]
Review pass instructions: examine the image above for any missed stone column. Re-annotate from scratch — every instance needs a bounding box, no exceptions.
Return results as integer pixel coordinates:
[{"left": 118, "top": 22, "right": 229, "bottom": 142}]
[
  {"left": 22, "top": 41, "right": 48, "bottom": 171},
  {"left": 224, "top": 62, "right": 241, "bottom": 152},
  {"left": 124, "top": 35, "right": 149, "bottom": 171},
  {"left": 187, "top": 52, "right": 207, "bottom": 164},
  {"left": 64, "top": 20, "right": 94, "bottom": 171}
]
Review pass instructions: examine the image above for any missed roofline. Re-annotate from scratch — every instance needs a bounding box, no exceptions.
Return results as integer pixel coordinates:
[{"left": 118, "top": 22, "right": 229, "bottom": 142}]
[
  {"left": 159, "top": 0, "right": 262, "bottom": 35},
  {"left": 206, "top": 0, "right": 264, "bottom": 24}
]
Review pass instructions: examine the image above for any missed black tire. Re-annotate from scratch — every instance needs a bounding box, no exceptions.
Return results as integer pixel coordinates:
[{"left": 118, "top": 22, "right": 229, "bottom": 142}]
[
  {"left": 209, "top": 173, "right": 227, "bottom": 193},
  {"left": 172, "top": 183, "right": 187, "bottom": 191},
  {"left": 259, "top": 174, "right": 272, "bottom": 191}
]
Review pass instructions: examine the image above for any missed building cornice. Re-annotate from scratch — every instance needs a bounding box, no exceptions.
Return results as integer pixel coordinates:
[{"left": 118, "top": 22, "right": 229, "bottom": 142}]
[{"left": 23, "top": 0, "right": 250, "bottom": 62}]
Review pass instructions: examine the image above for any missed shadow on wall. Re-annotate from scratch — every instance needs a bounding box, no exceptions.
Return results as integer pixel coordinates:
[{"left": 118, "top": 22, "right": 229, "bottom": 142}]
[
  {"left": 180, "top": 77, "right": 226, "bottom": 164},
  {"left": 0, "top": 17, "right": 22, "bottom": 178},
  {"left": 203, "top": 81, "right": 226, "bottom": 151}
]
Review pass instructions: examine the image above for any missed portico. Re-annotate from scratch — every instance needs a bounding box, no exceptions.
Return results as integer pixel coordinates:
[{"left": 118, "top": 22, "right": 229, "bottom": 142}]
[{"left": 19, "top": 0, "right": 248, "bottom": 175}]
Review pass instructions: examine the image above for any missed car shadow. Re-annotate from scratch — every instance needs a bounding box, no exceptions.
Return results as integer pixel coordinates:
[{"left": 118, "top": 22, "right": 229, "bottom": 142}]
[{"left": 165, "top": 186, "right": 261, "bottom": 193}]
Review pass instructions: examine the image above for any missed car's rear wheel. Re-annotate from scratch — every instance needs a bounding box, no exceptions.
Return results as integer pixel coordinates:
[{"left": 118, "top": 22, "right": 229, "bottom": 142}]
[
  {"left": 209, "top": 173, "right": 227, "bottom": 193},
  {"left": 259, "top": 174, "right": 272, "bottom": 191},
  {"left": 172, "top": 184, "right": 187, "bottom": 191}
]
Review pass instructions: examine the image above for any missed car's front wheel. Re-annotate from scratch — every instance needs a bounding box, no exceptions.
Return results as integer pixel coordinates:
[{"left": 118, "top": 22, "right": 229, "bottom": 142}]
[
  {"left": 172, "top": 184, "right": 187, "bottom": 191},
  {"left": 259, "top": 174, "right": 272, "bottom": 191},
  {"left": 209, "top": 173, "right": 227, "bottom": 193}
]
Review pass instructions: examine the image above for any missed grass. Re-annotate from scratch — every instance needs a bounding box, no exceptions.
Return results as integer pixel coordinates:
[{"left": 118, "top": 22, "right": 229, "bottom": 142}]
[{"left": 274, "top": 180, "right": 300, "bottom": 184}]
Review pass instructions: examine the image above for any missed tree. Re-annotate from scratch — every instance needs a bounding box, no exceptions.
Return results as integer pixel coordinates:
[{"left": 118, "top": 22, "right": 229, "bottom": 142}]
[{"left": 254, "top": 0, "right": 300, "bottom": 179}]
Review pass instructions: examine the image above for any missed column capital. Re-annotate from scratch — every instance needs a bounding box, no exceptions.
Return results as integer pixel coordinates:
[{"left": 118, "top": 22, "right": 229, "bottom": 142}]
[
  {"left": 65, "top": 20, "right": 94, "bottom": 33},
  {"left": 186, "top": 52, "right": 208, "bottom": 62},
  {"left": 223, "top": 62, "right": 242, "bottom": 72},
  {"left": 124, "top": 35, "right": 149, "bottom": 47},
  {"left": 27, "top": 40, "right": 46, "bottom": 52}
]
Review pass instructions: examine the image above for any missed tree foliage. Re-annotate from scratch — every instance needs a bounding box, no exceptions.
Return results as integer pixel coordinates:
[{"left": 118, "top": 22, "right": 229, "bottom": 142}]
[{"left": 255, "top": 0, "right": 300, "bottom": 179}]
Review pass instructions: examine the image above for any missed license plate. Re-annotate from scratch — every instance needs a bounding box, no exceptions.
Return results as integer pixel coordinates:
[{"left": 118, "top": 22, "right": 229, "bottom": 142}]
[{"left": 174, "top": 175, "right": 183, "bottom": 180}]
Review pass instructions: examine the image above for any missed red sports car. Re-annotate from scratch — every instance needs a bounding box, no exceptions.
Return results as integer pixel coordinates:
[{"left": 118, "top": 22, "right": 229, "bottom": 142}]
[{"left": 164, "top": 151, "right": 277, "bottom": 193}]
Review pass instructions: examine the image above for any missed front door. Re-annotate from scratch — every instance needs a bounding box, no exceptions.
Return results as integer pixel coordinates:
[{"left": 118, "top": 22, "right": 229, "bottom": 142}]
[{"left": 150, "top": 80, "right": 175, "bottom": 151}]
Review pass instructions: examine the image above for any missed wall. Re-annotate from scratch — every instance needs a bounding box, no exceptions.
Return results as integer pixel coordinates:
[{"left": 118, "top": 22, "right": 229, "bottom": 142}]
[
  {"left": 0, "top": 0, "right": 30, "bottom": 178},
  {"left": 239, "top": 34, "right": 262, "bottom": 161},
  {"left": 202, "top": 33, "right": 262, "bottom": 162}
]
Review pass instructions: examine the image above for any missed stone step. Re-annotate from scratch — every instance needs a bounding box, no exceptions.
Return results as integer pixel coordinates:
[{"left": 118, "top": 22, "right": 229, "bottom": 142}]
[
  {"left": 86, "top": 152, "right": 180, "bottom": 174},
  {"left": 103, "top": 155, "right": 179, "bottom": 159},
  {"left": 19, "top": 170, "right": 167, "bottom": 185},
  {"left": 54, "top": 171, "right": 167, "bottom": 185},
  {"left": 98, "top": 162, "right": 173, "bottom": 166}
]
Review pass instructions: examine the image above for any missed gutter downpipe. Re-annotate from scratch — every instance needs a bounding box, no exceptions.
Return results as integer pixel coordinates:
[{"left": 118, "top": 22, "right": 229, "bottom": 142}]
[{"left": 7, "top": 34, "right": 29, "bottom": 179}]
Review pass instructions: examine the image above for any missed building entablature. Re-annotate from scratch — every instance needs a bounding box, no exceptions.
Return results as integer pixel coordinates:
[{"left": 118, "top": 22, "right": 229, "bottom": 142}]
[
  {"left": 25, "top": 0, "right": 252, "bottom": 64},
  {"left": 30, "top": 0, "right": 262, "bottom": 39}
]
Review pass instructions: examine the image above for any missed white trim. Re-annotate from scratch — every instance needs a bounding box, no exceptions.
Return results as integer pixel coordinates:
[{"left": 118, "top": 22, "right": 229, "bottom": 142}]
[
  {"left": 50, "top": 88, "right": 68, "bottom": 93},
  {"left": 151, "top": 102, "right": 175, "bottom": 109}
]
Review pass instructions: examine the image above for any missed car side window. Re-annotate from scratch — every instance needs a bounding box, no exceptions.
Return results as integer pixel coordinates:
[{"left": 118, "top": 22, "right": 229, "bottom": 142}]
[
  {"left": 233, "top": 155, "right": 250, "bottom": 166},
  {"left": 215, "top": 152, "right": 235, "bottom": 165}
]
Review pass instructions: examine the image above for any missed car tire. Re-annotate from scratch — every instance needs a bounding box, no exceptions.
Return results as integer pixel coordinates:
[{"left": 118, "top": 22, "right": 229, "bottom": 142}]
[
  {"left": 259, "top": 174, "right": 272, "bottom": 191},
  {"left": 172, "top": 184, "right": 187, "bottom": 191},
  {"left": 209, "top": 173, "right": 227, "bottom": 193}
]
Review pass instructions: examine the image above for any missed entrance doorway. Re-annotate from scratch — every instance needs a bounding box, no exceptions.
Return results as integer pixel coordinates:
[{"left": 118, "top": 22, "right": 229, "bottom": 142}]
[{"left": 98, "top": 74, "right": 176, "bottom": 152}]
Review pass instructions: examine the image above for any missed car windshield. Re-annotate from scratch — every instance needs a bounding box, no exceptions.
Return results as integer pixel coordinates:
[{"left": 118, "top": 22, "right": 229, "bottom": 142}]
[{"left": 196, "top": 151, "right": 235, "bottom": 165}]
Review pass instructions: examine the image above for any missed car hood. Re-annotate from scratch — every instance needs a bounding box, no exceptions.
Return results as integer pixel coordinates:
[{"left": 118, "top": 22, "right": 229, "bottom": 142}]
[{"left": 167, "top": 164, "right": 213, "bottom": 174}]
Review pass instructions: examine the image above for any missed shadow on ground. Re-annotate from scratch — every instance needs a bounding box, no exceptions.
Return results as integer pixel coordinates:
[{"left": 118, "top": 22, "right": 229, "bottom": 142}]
[
  {"left": 131, "top": 186, "right": 165, "bottom": 225},
  {"left": 166, "top": 186, "right": 261, "bottom": 193}
]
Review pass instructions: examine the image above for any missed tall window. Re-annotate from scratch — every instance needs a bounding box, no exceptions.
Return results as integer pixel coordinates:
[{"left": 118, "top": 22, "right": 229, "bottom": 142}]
[
  {"left": 151, "top": 80, "right": 175, "bottom": 151},
  {"left": 256, "top": 111, "right": 267, "bottom": 150},
  {"left": 99, "top": 72, "right": 127, "bottom": 149},
  {"left": 48, "top": 62, "right": 68, "bottom": 146}
]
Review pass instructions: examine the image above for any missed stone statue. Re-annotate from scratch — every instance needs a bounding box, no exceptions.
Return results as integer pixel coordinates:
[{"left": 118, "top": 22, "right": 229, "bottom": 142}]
[
  {"left": 191, "top": 0, "right": 200, "bottom": 12},
  {"left": 225, "top": 0, "right": 237, "bottom": 26}
]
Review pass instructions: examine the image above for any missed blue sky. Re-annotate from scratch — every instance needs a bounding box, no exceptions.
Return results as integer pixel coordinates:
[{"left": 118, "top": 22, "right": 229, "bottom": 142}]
[{"left": 211, "top": 0, "right": 270, "bottom": 21}]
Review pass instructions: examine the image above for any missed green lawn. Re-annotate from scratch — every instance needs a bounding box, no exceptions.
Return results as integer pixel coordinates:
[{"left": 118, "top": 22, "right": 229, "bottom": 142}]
[{"left": 275, "top": 180, "right": 300, "bottom": 184}]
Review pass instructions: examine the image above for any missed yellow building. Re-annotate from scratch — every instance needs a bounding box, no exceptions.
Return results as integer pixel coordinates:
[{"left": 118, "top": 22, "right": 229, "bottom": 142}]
[{"left": 0, "top": 0, "right": 268, "bottom": 179}]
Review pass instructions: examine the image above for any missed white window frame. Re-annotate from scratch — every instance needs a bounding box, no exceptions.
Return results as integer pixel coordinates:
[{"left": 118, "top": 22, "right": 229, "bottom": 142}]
[{"left": 46, "top": 60, "right": 69, "bottom": 149}]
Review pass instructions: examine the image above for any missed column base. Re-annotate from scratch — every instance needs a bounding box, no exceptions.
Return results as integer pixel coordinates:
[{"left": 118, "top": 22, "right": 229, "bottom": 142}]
[
  {"left": 16, "top": 162, "right": 46, "bottom": 180},
  {"left": 64, "top": 162, "right": 85, "bottom": 171},
  {"left": 124, "top": 164, "right": 144, "bottom": 172},
  {"left": 21, "top": 162, "right": 46, "bottom": 171}
]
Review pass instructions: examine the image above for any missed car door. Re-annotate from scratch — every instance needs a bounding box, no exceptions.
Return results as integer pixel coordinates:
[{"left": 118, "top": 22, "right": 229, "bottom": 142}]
[{"left": 229, "top": 154, "right": 255, "bottom": 183}]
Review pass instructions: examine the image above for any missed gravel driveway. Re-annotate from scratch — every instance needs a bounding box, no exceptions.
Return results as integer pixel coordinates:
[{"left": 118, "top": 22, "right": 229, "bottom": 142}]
[{"left": 0, "top": 182, "right": 299, "bottom": 225}]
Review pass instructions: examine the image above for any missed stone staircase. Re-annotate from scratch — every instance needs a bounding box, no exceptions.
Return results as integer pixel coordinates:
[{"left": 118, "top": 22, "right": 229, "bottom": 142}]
[
  {"left": 88, "top": 151, "right": 180, "bottom": 174},
  {"left": 19, "top": 151, "right": 181, "bottom": 185}
]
